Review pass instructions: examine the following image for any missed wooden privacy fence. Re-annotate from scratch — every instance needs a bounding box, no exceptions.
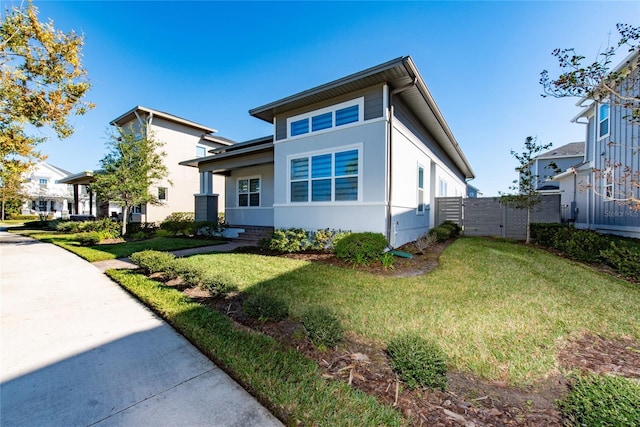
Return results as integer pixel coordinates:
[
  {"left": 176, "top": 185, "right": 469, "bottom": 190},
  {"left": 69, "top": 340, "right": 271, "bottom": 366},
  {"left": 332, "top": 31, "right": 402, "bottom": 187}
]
[{"left": 435, "top": 195, "right": 561, "bottom": 240}]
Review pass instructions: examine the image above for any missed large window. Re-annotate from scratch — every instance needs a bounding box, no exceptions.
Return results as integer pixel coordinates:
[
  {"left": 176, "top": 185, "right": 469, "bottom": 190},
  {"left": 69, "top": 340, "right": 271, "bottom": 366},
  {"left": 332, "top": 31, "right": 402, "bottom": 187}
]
[
  {"left": 289, "top": 148, "right": 359, "bottom": 203},
  {"left": 287, "top": 98, "right": 363, "bottom": 138},
  {"left": 598, "top": 103, "right": 610, "bottom": 138},
  {"left": 417, "top": 165, "right": 425, "bottom": 214},
  {"left": 238, "top": 177, "right": 260, "bottom": 207}
]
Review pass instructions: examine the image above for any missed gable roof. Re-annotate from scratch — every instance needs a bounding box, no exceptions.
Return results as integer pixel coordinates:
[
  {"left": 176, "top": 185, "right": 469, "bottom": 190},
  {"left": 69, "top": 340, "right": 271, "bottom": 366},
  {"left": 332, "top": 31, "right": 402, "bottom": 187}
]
[
  {"left": 111, "top": 106, "right": 217, "bottom": 134},
  {"left": 249, "top": 56, "right": 474, "bottom": 179},
  {"left": 537, "top": 142, "right": 585, "bottom": 159}
]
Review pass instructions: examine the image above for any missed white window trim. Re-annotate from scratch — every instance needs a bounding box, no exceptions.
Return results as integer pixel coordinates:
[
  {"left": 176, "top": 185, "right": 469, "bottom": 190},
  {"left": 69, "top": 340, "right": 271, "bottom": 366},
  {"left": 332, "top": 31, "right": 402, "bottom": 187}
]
[
  {"left": 195, "top": 145, "right": 207, "bottom": 158},
  {"left": 416, "top": 163, "right": 425, "bottom": 215},
  {"left": 603, "top": 167, "right": 614, "bottom": 202},
  {"left": 237, "top": 175, "right": 261, "bottom": 208},
  {"left": 597, "top": 101, "right": 610, "bottom": 140},
  {"left": 158, "top": 186, "right": 168, "bottom": 202},
  {"left": 286, "top": 143, "right": 363, "bottom": 205},
  {"left": 439, "top": 179, "right": 448, "bottom": 197},
  {"left": 286, "top": 97, "right": 364, "bottom": 140}
]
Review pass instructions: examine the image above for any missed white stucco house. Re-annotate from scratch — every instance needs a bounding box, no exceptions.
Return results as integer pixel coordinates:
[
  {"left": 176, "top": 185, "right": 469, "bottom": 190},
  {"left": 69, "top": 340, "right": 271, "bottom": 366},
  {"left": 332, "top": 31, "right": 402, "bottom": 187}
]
[
  {"left": 182, "top": 56, "right": 475, "bottom": 247},
  {"left": 21, "top": 161, "right": 74, "bottom": 218},
  {"left": 62, "top": 107, "right": 230, "bottom": 223}
]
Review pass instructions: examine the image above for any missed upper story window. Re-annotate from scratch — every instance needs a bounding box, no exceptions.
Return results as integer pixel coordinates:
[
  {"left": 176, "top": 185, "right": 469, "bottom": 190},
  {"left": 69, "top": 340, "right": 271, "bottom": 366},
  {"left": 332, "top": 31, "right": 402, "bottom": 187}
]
[
  {"left": 38, "top": 178, "right": 48, "bottom": 185},
  {"left": 196, "top": 146, "right": 206, "bottom": 157},
  {"left": 286, "top": 97, "right": 364, "bottom": 139},
  {"left": 158, "top": 187, "right": 168, "bottom": 201},
  {"left": 238, "top": 177, "right": 260, "bottom": 207},
  {"left": 598, "top": 103, "right": 610, "bottom": 139},
  {"left": 417, "top": 165, "right": 425, "bottom": 215},
  {"left": 289, "top": 147, "right": 360, "bottom": 203}
]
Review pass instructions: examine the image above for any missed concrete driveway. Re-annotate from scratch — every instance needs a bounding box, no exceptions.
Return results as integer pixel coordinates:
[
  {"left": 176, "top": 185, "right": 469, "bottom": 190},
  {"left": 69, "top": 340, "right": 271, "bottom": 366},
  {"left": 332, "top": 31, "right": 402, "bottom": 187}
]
[{"left": 0, "top": 231, "right": 282, "bottom": 427}]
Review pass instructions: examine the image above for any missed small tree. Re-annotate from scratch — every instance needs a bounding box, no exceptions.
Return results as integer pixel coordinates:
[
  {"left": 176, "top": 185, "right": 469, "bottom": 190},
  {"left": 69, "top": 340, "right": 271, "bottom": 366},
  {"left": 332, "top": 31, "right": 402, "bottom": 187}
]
[
  {"left": 1, "top": 1, "right": 93, "bottom": 211},
  {"left": 501, "top": 136, "right": 558, "bottom": 244},
  {"left": 540, "top": 23, "right": 639, "bottom": 209},
  {"left": 0, "top": 159, "right": 27, "bottom": 220},
  {"left": 92, "top": 125, "right": 169, "bottom": 236}
]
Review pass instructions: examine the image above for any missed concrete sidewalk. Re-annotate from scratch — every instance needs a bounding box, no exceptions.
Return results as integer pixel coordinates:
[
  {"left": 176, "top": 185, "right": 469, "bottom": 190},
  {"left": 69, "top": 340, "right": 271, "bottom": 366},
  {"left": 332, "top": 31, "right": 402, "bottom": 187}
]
[{"left": 0, "top": 232, "right": 282, "bottom": 427}]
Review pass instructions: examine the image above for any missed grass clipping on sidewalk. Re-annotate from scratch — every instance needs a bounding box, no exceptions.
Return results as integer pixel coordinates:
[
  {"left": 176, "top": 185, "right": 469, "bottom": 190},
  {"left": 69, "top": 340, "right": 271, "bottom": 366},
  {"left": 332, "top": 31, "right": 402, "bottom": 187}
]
[{"left": 107, "top": 269, "right": 406, "bottom": 426}]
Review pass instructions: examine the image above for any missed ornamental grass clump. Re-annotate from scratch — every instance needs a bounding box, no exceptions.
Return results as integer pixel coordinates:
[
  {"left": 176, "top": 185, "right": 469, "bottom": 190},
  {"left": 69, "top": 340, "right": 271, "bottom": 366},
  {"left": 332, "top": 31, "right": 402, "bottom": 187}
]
[
  {"left": 301, "top": 306, "right": 344, "bottom": 348},
  {"left": 387, "top": 333, "right": 448, "bottom": 390},
  {"left": 243, "top": 292, "right": 289, "bottom": 322}
]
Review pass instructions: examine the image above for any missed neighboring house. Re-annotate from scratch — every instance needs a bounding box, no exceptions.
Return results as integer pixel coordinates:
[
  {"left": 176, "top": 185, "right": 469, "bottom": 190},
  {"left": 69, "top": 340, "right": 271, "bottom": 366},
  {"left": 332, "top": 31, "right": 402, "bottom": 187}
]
[
  {"left": 63, "top": 106, "right": 229, "bottom": 223},
  {"left": 182, "top": 56, "right": 475, "bottom": 247},
  {"left": 532, "top": 141, "right": 585, "bottom": 192},
  {"left": 21, "top": 161, "right": 75, "bottom": 218},
  {"left": 466, "top": 184, "right": 480, "bottom": 198},
  {"left": 552, "top": 49, "right": 639, "bottom": 238}
]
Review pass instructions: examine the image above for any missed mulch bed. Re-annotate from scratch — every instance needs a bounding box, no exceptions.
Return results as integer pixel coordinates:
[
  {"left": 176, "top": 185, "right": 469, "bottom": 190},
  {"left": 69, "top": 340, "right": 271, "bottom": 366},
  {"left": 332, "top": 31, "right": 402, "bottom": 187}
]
[{"left": 160, "top": 241, "right": 640, "bottom": 426}]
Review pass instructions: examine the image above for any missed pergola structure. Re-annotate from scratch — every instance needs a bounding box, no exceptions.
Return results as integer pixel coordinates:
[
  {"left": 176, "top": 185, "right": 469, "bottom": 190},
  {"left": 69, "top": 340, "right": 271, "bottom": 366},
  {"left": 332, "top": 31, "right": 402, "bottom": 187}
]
[{"left": 57, "top": 171, "right": 104, "bottom": 217}]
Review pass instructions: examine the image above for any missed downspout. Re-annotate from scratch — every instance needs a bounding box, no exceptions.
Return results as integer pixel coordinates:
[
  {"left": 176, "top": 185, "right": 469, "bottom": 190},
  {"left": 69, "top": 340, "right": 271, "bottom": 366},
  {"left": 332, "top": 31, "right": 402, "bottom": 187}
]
[{"left": 386, "top": 77, "right": 417, "bottom": 244}]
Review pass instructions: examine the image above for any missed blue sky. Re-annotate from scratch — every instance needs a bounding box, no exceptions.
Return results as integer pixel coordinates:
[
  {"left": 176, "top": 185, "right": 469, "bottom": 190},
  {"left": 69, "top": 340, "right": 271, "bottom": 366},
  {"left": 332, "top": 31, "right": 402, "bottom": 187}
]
[{"left": 30, "top": 0, "right": 640, "bottom": 196}]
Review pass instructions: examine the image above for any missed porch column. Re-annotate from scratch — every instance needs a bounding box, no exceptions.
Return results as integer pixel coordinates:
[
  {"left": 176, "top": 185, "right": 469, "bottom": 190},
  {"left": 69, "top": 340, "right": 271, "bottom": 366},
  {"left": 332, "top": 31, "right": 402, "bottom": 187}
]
[
  {"left": 88, "top": 186, "right": 93, "bottom": 215},
  {"left": 72, "top": 184, "right": 79, "bottom": 215}
]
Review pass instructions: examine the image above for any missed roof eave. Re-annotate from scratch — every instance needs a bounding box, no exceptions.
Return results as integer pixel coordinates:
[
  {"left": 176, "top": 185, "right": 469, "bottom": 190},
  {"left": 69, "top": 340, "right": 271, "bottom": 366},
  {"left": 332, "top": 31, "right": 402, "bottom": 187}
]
[{"left": 110, "top": 106, "right": 217, "bottom": 133}]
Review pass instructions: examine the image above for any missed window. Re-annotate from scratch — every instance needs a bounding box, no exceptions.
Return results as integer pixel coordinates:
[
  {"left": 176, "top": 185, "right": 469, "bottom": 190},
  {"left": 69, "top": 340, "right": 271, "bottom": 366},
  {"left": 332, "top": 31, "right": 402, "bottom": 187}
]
[
  {"left": 38, "top": 200, "right": 47, "bottom": 211},
  {"left": 50, "top": 201, "right": 55, "bottom": 211},
  {"left": 196, "top": 146, "right": 206, "bottom": 157},
  {"left": 439, "top": 179, "right": 448, "bottom": 197},
  {"left": 417, "top": 165, "right": 425, "bottom": 214},
  {"left": 158, "top": 187, "right": 168, "bottom": 201},
  {"left": 289, "top": 148, "right": 359, "bottom": 203},
  {"left": 598, "top": 103, "right": 610, "bottom": 138},
  {"left": 38, "top": 178, "right": 48, "bottom": 185},
  {"left": 238, "top": 177, "right": 260, "bottom": 207},
  {"left": 287, "top": 98, "right": 363, "bottom": 138},
  {"left": 604, "top": 168, "right": 613, "bottom": 200}
]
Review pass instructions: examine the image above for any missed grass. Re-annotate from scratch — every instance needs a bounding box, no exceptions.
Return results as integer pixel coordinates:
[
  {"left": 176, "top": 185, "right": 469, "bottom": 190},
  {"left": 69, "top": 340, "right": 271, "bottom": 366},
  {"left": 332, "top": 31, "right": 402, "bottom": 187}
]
[
  {"left": 107, "top": 269, "right": 406, "bottom": 426},
  {"left": 12, "top": 229, "right": 225, "bottom": 262},
  {"left": 165, "top": 237, "right": 640, "bottom": 385}
]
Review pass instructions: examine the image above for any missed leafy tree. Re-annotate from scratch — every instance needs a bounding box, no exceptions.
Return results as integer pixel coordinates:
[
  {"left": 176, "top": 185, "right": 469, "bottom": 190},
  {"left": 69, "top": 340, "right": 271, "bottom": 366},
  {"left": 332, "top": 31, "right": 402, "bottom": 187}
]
[
  {"left": 1, "top": 1, "right": 93, "bottom": 217},
  {"left": 0, "top": 159, "right": 26, "bottom": 219},
  {"left": 540, "top": 23, "right": 639, "bottom": 209},
  {"left": 92, "top": 125, "right": 169, "bottom": 236},
  {"left": 501, "top": 136, "right": 558, "bottom": 245}
]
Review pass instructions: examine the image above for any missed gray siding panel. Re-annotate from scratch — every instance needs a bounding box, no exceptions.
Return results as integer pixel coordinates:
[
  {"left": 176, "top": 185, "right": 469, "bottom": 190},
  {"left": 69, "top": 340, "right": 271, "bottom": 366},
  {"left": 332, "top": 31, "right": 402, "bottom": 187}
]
[
  {"left": 275, "top": 117, "right": 287, "bottom": 141},
  {"left": 364, "top": 90, "right": 384, "bottom": 120},
  {"left": 586, "top": 116, "right": 595, "bottom": 162}
]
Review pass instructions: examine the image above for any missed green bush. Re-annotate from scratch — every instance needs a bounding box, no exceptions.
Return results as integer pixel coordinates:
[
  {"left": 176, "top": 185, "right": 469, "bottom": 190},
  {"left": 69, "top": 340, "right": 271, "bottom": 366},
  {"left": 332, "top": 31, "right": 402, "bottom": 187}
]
[
  {"left": 335, "top": 232, "right": 387, "bottom": 266},
  {"left": 129, "top": 250, "right": 176, "bottom": 275},
  {"left": 7, "top": 213, "right": 38, "bottom": 220},
  {"left": 557, "top": 374, "right": 640, "bottom": 427},
  {"left": 551, "top": 226, "right": 576, "bottom": 252},
  {"left": 76, "top": 231, "right": 102, "bottom": 246},
  {"left": 386, "top": 333, "right": 448, "bottom": 390},
  {"left": 160, "top": 212, "right": 195, "bottom": 236},
  {"left": 309, "top": 228, "right": 350, "bottom": 252},
  {"left": 530, "top": 223, "right": 566, "bottom": 247},
  {"left": 126, "top": 222, "right": 157, "bottom": 238},
  {"left": 243, "top": 292, "right": 289, "bottom": 322},
  {"left": 564, "top": 230, "right": 608, "bottom": 263},
  {"left": 601, "top": 242, "right": 640, "bottom": 281},
  {"left": 267, "top": 228, "right": 311, "bottom": 253},
  {"left": 439, "top": 220, "right": 461, "bottom": 237},
  {"left": 427, "top": 226, "right": 452, "bottom": 242},
  {"left": 301, "top": 307, "right": 344, "bottom": 348}
]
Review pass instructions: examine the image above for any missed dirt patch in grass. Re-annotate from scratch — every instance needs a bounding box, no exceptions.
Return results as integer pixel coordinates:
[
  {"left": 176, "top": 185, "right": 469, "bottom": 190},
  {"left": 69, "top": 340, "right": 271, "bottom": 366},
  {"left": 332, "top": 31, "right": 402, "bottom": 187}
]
[{"left": 155, "top": 241, "right": 640, "bottom": 426}]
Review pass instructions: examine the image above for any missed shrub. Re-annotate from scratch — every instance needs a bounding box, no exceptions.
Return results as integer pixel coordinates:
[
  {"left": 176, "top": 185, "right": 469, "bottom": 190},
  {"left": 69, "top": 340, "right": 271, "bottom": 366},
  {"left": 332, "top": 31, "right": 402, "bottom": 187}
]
[
  {"left": 126, "top": 222, "right": 157, "bottom": 238},
  {"left": 7, "top": 213, "right": 38, "bottom": 220},
  {"left": 199, "top": 272, "right": 238, "bottom": 297},
  {"left": 386, "top": 333, "right": 448, "bottom": 390},
  {"left": 439, "top": 220, "right": 461, "bottom": 237},
  {"left": 267, "top": 228, "right": 311, "bottom": 253},
  {"left": 160, "top": 212, "right": 195, "bottom": 236},
  {"left": 129, "top": 250, "right": 176, "bottom": 275},
  {"left": 309, "top": 228, "right": 350, "bottom": 252},
  {"left": 530, "top": 223, "right": 566, "bottom": 247},
  {"left": 56, "top": 220, "right": 82, "bottom": 233},
  {"left": 380, "top": 252, "right": 395, "bottom": 270},
  {"left": 243, "top": 292, "right": 289, "bottom": 322},
  {"left": 76, "top": 231, "right": 102, "bottom": 246},
  {"left": 427, "top": 226, "right": 452, "bottom": 242},
  {"left": 563, "top": 230, "right": 608, "bottom": 263},
  {"left": 557, "top": 373, "right": 640, "bottom": 427},
  {"left": 551, "top": 226, "right": 576, "bottom": 252},
  {"left": 335, "top": 232, "right": 387, "bottom": 266},
  {"left": 601, "top": 242, "right": 640, "bottom": 281},
  {"left": 301, "top": 307, "right": 344, "bottom": 348}
]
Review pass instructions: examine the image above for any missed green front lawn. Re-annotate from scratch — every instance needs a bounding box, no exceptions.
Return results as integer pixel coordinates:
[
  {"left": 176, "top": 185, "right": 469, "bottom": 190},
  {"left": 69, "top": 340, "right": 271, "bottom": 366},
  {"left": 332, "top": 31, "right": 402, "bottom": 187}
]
[
  {"left": 13, "top": 230, "right": 225, "bottom": 262},
  {"left": 171, "top": 237, "right": 640, "bottom": 384}
]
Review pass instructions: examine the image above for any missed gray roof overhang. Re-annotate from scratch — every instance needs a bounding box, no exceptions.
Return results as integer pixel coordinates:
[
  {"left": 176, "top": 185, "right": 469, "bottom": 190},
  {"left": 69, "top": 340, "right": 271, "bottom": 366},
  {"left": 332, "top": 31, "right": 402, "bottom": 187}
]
[{"left": 249, "top": 56, "right": 474, "bottom": 179}]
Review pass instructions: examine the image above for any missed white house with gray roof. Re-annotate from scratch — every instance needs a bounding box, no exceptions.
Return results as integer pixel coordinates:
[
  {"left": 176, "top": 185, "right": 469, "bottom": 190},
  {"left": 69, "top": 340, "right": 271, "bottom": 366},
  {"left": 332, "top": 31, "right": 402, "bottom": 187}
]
[{"left": 183, "top": 56, "right": 475, "bottom": 247}]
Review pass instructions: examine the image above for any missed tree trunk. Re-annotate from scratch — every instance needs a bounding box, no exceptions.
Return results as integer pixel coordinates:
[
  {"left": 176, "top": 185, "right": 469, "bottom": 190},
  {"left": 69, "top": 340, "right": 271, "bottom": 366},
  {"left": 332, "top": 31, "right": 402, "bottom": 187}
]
[
  {"left": 525, "top": 206, "right": 531, "bottom": 245},
  {"left": 1, "top": 190, "right": 5, "bottom": 221},
  {"left": 121, "top": 205, "right": 129, "bottom": 237}
]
